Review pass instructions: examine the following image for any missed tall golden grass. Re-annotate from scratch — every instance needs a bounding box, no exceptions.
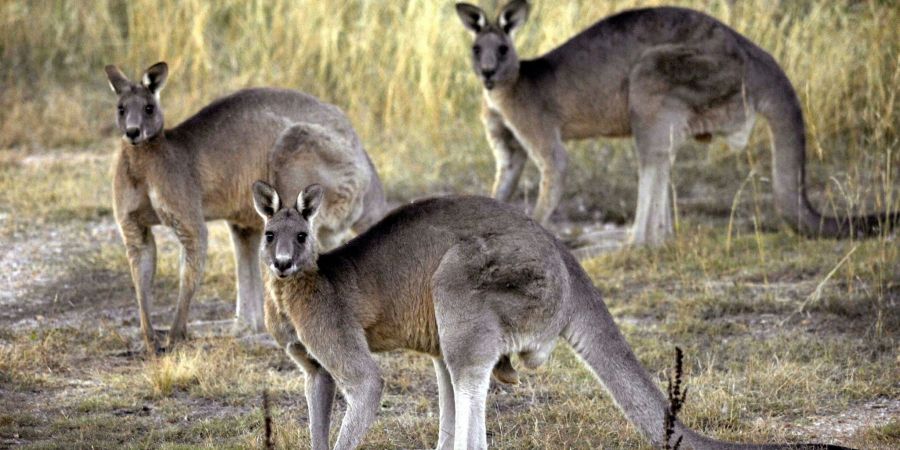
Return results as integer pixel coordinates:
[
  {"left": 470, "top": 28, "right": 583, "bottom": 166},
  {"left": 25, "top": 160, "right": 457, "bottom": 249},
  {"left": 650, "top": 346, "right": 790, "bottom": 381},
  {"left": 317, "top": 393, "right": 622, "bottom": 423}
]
[{"left": 1, "top": 0, "right": 897, "bottom": 212}]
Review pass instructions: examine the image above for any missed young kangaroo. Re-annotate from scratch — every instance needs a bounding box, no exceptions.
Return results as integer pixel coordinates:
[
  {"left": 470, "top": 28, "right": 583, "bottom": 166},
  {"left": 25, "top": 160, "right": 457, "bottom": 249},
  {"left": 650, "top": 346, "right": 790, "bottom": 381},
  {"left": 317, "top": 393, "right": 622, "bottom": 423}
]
[
  {"left": 105, "top": 62, "right": 386, "bottom": 353},
  {"left": 253, "top": 182, "right": 851, "bottom": 450},
  {"left": 456, "top": 1, "right": 897, "bottom": 245}
]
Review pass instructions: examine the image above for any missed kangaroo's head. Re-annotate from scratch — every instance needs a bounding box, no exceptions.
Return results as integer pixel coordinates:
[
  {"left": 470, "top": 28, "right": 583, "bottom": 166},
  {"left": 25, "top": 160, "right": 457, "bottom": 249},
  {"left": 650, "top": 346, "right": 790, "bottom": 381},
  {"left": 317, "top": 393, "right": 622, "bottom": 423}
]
[
  {"left": 252, "top": 181, "right": 324, "bottom": 279},
  {"left": 104, "top": 62, "right": 168, "bottom": 145},
  {"left": 455, "top": 0, "right": 530, "bottom": 90}
]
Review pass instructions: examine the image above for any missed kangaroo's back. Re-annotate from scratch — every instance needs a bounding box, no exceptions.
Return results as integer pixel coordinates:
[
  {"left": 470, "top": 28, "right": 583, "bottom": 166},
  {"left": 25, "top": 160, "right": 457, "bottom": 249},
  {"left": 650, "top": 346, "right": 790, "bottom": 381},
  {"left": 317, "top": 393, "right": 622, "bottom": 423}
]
[
  {"left": 530, "top": 7, "right": 751, "bottom": 134},
  {"left": 323, "top": 196, "right": 553, "bottom": 277},
  {"left": 170, "top": 88, "right": 357, "bottom": 156},
  {"left": 165, "top": 88, "right": 367, "bottom": 225}
]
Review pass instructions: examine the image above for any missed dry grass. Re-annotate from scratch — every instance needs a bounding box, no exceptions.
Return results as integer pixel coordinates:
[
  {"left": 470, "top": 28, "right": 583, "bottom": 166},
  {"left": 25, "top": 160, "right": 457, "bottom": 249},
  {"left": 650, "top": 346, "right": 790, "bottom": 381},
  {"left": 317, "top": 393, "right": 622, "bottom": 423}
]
[{"left": 1, "top": 1, "right": 898, "bottom": 449}]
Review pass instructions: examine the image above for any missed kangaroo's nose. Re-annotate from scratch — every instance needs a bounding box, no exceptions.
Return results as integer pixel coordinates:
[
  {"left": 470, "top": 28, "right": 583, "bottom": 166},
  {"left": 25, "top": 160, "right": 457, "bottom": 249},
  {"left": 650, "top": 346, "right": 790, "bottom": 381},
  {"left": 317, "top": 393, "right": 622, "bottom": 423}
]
[
  {"left": 482, "top": 69, "right": 496, "bottom": 79},
  {"left": 125, "top": 128, "right": 140, "bottom": 140},
  {"left": 273, "top": 258, "right": 292, "bottom": 273}
]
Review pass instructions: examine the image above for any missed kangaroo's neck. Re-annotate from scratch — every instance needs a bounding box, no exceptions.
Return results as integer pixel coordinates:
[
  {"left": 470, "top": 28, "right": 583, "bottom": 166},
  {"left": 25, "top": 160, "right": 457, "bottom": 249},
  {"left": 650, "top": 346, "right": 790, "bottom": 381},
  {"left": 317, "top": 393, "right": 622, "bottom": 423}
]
[
  {"left": 268, "top": 267, "right": 329, "bottom": 316},
  {"left": 484, "top": 81, "right": 520, "bottom": 113},
  {"left": 120, "top": 132, "right": 175, "bottom": 161},
  {"left": 484, "top": 57, "right": 554, "bottom": 113},
  {"left": 118, "top": 134, "right": 168, "bottom": 180}
]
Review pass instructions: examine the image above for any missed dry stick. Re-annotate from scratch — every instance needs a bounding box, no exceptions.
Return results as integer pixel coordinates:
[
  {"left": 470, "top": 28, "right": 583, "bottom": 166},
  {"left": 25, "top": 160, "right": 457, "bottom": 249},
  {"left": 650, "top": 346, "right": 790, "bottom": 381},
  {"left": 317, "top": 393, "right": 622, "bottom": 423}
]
[
  {"left": 778, "top": 243, "right": 859, "bottom": 327},
  {"left": 726, "top": 169, "right": 757, "bottom": 253},
  {"left": 263, "top": 389, "right": 273, "bottom": 450},
  {"left": 663, "top": 346, "right": 687, "bottom": 450}
]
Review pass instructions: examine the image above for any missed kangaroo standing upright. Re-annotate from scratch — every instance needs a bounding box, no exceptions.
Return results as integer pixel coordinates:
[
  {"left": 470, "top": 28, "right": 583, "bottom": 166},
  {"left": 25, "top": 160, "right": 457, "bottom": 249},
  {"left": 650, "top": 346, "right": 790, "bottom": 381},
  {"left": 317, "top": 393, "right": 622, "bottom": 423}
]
[
  {"left": 105, "top": 62, "right": 386, "bottom": 353},
  {"left": 254, "top": 182, "right": 851, "bottom": 450},
  {"left": 456, "top": 1, "right": 896, "bottom": 245}
]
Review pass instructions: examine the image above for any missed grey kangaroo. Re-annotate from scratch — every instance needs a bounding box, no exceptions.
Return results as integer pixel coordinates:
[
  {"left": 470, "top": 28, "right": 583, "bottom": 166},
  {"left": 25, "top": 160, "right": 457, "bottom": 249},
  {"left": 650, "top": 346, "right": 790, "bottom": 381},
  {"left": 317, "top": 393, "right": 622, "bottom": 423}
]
[
  {"left": 253, "top": 182, "right": 851, "bottom": 450},
  {"left": 105, "top": 62, "right": 386, "bottom": 353},
  {"left": 456, "top": 1, "right": 897, "bottom": 245}
]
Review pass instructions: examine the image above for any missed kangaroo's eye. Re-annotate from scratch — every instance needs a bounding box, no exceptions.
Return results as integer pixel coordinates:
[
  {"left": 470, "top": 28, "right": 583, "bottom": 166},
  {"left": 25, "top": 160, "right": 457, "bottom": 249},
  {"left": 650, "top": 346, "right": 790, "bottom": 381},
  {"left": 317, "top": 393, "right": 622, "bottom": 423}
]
[
  {"left": 117, "top": 105, "right": 125, "bottom": 116},
  {"left": 473, "top": 45, "right": 481, "bottom": 56},
  {"left": 264, "top": 232, "right": 274, "bottom": 243},
  {"left": 144, "top": 104, "right": 154, "bottom": 115},
  {"left": 296, "top": 232, "right": 307, "bottom": 244},
  {"left": 498, "top": 45, "right": 509, "bottom": 56}
]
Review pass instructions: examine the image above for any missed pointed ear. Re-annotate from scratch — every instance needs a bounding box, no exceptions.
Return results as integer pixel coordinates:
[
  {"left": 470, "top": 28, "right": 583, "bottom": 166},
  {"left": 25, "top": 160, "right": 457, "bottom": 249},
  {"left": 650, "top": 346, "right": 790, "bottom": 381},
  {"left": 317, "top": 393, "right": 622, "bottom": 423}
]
[
  {"left": 455, "top": 3, "right": 487, "bottom": 34},
  {"left": 141, "top": 62, "right": 168, "bottom": 97},
  {"left": 498, "top": 0, "right": 530, "bottom": 36},
  {"left": 252, "top": 180, "right": 281, "bottom": 219},
  {"left": 296, "top": 184, "right": 324, "bottom": 221},
  {"left": 105, "top": 65, "right": 131, "bottom": 95}
]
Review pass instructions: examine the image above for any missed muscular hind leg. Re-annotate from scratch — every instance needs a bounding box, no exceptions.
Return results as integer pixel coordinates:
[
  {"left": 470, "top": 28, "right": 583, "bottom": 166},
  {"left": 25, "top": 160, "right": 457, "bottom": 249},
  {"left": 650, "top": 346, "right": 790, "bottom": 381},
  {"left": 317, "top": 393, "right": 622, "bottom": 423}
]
[
  {"left": 230, "top": 223, "right": 264, "bottom": 332},
  {"left": 432, "top": 261, "right": 504, "bottom": 449},
  {"left": 627, "top": 103, "right": 688, "bottom": 245},
  {"left": 433, "top": 358, "right": 456, "bottom": 450},
  {"left": 628, "top": 43, "right": 748, "bottom": 245}
]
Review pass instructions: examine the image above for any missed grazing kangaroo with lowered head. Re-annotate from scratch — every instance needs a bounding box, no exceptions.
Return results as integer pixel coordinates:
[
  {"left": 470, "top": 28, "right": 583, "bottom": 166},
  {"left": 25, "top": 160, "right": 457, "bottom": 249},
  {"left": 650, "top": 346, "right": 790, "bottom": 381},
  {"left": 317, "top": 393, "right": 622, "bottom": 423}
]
[
  {"left": 105, "top": 62, "right": 386, "bottom": 353},
  {"left": 456, "top": 1, "right": 897, "bottom": 245},
  {"left": 253, "top": 182, "right": 851, "bottom": 450}
]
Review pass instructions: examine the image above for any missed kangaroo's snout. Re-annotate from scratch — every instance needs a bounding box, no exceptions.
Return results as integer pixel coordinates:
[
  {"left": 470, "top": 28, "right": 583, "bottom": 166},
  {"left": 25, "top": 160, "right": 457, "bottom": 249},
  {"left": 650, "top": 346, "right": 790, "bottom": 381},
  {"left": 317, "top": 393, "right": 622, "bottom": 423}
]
[
  {"left": 272, "top": 257, "right": 295, "bottom": 278},
  {"left": 125, "top": 127, "right": 140, "bottom": 141},
  {"left": 274, "top": 257, "right": 292, "bottom": 272},
  {"left": 481, "top": 68, "right": 497, "bottom": 89}
]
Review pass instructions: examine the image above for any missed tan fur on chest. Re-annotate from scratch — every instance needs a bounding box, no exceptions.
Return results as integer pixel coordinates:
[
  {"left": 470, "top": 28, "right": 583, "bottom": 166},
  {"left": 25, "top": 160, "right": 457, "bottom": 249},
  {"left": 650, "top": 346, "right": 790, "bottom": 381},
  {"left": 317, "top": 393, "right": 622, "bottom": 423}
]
[{"left": 267, "top": 272, "right": 319, "bottom": 320}]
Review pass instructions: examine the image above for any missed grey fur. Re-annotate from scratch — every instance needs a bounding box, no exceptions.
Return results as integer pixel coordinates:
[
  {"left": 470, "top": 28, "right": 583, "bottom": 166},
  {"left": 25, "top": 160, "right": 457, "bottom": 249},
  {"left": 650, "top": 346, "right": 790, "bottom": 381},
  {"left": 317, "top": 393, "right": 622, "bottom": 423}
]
[
  {"left": 254, "top": 187, "right": 849, "bottom": 450},
  {"left": 105, "top": 62, "right": 387, "bottom": 353},
  {"left": 456, "top": 2, "right": 896, "bottom": 245}
]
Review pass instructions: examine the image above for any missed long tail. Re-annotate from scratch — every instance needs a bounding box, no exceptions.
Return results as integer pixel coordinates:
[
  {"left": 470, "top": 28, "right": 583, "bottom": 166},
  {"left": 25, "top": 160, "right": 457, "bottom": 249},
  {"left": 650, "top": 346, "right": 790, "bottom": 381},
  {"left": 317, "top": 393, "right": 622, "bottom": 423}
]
[
  {"left": 755, "top": 63, "right": 898, "bottom": 238},
  {"left": 559, "top": 254, "right": 854, "bottom": 449}
]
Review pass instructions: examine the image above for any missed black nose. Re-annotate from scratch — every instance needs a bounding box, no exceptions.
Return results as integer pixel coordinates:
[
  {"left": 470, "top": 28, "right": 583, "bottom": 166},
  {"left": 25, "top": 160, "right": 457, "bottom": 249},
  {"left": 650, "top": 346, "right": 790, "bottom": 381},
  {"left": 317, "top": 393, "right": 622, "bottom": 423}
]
[
  {"left": 482, "top": 69, "right": 495, "bottom": 79},
  {"left": 274, "top": 258, "right": 292, "bottom": 272},
  {"left": 125, "top": 128, "right": 140, "bottom": 139}
]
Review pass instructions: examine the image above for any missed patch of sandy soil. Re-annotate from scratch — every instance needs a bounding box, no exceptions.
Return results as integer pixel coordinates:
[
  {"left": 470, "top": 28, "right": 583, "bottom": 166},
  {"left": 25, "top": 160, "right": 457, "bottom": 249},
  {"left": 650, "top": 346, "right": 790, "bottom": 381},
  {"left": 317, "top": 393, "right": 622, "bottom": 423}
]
[
  {"left": 0, "top": 216, "right": 233, "bottom": 337},
  {"left": 782, "top": 397, "right": 900, "bottom": 443},
  {"left": 0, "top": 218, "right": 122, "bottom": 328}
]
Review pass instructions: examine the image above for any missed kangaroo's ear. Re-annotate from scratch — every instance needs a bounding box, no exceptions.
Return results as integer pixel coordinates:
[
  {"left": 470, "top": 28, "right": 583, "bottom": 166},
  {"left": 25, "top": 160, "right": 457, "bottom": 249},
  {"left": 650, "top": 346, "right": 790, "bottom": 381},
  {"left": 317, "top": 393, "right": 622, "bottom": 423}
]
[
  {"left": 456, "top": 3, "right": 487, "bottom": 34},
  {"left": 296, "top": 184, "right": 324, "bottom": 221},
  {"left": 105, "top": 65, "right": 131, "bottom": 95},
  {"left": 252, "top": 180, "right": 281, "bottom": 219},
  {"left": 141, "top": 62, "right": 168, "bottom": 97},
  {"left": 498, "top": 0, "right": 530, "bottom": 36}
]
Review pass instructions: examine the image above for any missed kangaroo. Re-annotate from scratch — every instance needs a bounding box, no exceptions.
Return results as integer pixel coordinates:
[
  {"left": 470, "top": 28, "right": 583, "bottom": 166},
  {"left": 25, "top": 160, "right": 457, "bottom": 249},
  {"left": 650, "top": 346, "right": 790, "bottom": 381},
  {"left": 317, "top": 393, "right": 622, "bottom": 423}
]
[
  {"left": 253, "top": 182, "right": 851, "bottom": 450},
  {"left": 105, "top": 62, "right": 386, "bottom": 353},
  {"left": 456, "top": 1, "right": 897, "bottom": 245}
]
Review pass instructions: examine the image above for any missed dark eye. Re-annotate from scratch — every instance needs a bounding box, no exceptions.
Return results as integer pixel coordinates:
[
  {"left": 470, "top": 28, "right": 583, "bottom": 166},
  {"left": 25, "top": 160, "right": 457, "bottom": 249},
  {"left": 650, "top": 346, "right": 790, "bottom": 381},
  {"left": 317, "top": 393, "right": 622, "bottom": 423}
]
[
  {"left": 265, "top": 232, "right": 274, "bottom": 243},
  {"left": 144, "top": 104, "right": 154, "bottom": 115},
  {"left": 296, "top": 232, "right": 307, "bottom": 244},
  {"left": 473, "top": 45, "right": 481, "bottom": 56},
  {"left": 498, "top": 45, "right": 509, "bottom": 56},
  {"left": 117, "top": 105, "right": 125, "bottom": 116}
]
